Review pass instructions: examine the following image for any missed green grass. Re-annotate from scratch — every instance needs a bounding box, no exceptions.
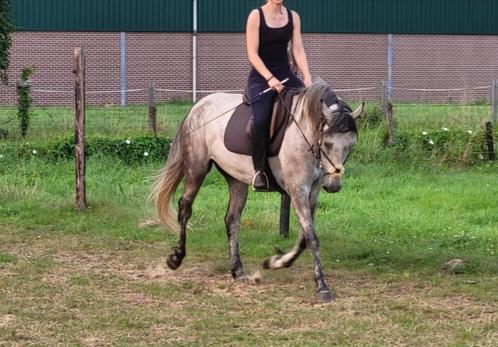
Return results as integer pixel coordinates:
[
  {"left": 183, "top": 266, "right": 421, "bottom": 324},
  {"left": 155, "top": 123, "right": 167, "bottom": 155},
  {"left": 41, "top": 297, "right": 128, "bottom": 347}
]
[{"left": 1, "top": 157, "right": 496, "bottom": 275}]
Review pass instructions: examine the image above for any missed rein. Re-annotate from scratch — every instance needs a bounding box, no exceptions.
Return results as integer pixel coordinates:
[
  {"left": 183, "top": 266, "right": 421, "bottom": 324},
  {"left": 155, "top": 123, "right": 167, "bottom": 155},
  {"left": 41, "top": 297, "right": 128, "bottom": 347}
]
[
  {"left": 277, "top": 92, "right": 342, "bottom": 174},
  {"left": 186, "top": 78, "right": 290, "bottom": 135}
]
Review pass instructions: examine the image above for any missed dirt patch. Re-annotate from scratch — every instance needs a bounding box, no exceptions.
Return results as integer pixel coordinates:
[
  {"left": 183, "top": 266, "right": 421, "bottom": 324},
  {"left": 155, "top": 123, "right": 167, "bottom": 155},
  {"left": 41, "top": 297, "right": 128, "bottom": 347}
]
[
  {"left": 36, "top": 249, "right": 498, "bottom": 313},
  {"left": 0, "top": 314, "right": 16, "bottom": 328},
  {"left": 2, "top": 238, "right": 497, "bottom": 346}
]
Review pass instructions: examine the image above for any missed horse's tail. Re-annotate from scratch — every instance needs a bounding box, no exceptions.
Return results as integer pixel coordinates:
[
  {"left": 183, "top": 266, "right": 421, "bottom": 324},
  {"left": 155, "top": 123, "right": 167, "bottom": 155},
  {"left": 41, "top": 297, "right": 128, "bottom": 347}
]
[{"left": 150, "top": 123, "right": 185, "bottom": 232}]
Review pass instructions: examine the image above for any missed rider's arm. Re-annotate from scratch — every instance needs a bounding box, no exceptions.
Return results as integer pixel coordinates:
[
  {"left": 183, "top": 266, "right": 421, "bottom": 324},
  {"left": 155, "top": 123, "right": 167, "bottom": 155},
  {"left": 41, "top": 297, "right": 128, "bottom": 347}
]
[{"left": 290, "top": 11, "right": 312, "bottom": 87}]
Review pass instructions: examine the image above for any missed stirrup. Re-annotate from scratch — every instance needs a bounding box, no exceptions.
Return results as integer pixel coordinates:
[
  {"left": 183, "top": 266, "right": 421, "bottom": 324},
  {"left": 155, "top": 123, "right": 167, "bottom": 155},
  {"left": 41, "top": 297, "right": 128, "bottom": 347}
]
[{"left": 252, "top": 171, "right": 270, "bottom": 192}]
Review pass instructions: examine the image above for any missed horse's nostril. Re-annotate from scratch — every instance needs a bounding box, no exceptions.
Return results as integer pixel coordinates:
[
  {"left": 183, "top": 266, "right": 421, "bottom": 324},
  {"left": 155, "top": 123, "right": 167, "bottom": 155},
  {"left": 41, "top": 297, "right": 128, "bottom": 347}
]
[{"left": 335, "top": 168, "right": 341, "bottom": 174}]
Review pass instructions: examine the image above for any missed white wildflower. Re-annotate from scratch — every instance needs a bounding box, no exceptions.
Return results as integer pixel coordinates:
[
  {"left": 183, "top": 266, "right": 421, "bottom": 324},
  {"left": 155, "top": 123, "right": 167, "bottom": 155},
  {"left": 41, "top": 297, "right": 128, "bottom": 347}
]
[
  {"left": 125, "top": 139, "right": 131, "bottom": 144},
  {"left": 443, "top": 127, "right": 449, "bottom": 131},
  {"left": 467, "top": 130, "right": 473, "bottom": 134},
  {"left": 32, "top": 149, "right": 37, "bottom": 155},
  {"left": 428, "top": 140, "right": 434, "bottom": 145},
  {"left": 0, "top": 154, "right": 3, "bottom": 159},
  {"left": 422, "top": 131, "right": 428, "bottom": 135},
  {"left": 143, "top": 151, "right": 149, "bottom": 157}
]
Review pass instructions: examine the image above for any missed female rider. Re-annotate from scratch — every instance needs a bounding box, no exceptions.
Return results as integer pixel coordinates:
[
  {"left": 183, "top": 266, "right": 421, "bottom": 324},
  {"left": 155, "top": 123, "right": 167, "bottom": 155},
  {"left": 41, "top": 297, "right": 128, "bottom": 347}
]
[{"left": 246, "top": 0, "right": 312, "bottom": 190}]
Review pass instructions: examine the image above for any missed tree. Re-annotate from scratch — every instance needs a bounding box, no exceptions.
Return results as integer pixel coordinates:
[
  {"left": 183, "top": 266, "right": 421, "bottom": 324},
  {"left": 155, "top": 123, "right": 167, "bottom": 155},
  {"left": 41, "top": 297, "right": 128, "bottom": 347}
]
[{"left": 0, "top": 0, "right": 12, "bottom": 84}]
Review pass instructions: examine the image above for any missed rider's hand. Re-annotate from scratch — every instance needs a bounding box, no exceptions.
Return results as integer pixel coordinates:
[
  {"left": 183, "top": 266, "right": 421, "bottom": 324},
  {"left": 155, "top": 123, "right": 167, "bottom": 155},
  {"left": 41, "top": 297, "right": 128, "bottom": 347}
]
[
  {"left": 304, "top": 75, "right": 313, "bottom": 88},
  {"left": 268, "top": 77, "right": 284, "bottom": 93}
]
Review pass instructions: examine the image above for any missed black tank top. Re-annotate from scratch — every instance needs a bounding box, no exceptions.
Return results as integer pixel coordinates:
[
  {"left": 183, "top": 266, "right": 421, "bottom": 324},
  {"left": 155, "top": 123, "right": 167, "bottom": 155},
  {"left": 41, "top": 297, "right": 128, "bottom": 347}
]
[{"left": 258, "top": 7, "right": 293, "bottom": 67}]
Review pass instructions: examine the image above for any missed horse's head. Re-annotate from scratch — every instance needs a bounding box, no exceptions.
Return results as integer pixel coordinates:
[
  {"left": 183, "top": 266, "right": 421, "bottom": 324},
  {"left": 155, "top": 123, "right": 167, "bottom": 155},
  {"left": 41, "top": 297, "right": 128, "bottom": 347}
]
[{"left": 319, "top": 99, "right": 363, "bottom": 193}]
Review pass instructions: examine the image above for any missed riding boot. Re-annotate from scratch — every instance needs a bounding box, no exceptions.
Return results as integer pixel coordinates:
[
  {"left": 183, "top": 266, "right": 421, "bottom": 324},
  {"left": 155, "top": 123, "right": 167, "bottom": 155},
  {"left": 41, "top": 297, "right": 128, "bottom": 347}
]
[{"left": 250, "top": 125, "right": 270, "bottom": 192}]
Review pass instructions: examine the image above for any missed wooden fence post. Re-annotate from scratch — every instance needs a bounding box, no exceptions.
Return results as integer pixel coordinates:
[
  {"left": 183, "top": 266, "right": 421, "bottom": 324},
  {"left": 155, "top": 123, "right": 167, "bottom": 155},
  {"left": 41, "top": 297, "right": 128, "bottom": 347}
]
[
  {"left": 492, "top": 80, "right": 498, "bottom": 124},
  {"left": 381, "top": 80, "right": 388, "bottom": 115},
  {"left": 386, "top": 102, "right": 395, "bottom": 145},
  {"left": 148, "top": 81, "right": 157, "bottom": 135},
  {"left": 485, "top": 122, "right": 495, "bottom": 161},
  {"left": 279, "top": 194, "right": 291, "bottom": 238},
  {"left": 381, "top": 80, "right": 395, "bottom": 145},
  {"left": 74, "top": 48, "right": 86, "bottom": 211}
]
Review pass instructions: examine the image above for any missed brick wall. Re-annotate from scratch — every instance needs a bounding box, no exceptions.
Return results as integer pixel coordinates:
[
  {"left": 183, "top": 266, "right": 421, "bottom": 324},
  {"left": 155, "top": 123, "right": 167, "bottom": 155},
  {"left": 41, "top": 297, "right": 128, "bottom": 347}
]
[
  {"left": 1, "top": 32, "right": 120, "bottom": 106},
  {"left": 126, "top": 33, "right": 192, "bottom": 103},
  {"left": 392, "top": 35, "right": 498, "bottom": 103},
  {"left": 1, "top": 32, "right": 498, "bottom": 106}
]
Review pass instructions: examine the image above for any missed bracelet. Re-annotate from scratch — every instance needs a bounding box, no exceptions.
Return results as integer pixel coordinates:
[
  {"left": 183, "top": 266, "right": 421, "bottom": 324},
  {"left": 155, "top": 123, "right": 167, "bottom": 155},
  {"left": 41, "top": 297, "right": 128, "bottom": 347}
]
[{"left": 266, "top": 75, "right": 274, "bottom": 82}]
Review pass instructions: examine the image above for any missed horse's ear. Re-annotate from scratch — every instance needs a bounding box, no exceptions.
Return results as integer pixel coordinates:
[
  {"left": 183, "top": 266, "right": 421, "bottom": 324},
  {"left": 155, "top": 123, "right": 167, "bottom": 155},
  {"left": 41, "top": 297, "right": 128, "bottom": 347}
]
[{"left": 352, "top": 102, "right": 365, "bottom": 120}]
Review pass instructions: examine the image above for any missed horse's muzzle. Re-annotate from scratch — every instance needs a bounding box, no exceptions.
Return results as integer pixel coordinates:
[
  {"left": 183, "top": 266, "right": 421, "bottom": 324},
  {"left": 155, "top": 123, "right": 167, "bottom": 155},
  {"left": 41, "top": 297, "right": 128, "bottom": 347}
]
[{"left": 323, "top": 173, "right": 342, "bottom": 193}]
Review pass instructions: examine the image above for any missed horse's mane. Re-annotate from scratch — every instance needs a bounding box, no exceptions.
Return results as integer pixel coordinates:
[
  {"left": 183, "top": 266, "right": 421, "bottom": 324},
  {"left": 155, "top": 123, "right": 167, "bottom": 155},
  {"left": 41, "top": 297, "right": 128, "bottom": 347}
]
[
  {"left": 302, "top": 80, "right": 357, "bottom": 134},
  {"left": 303, "top": 80, "right": 332, "bottom": 120}
]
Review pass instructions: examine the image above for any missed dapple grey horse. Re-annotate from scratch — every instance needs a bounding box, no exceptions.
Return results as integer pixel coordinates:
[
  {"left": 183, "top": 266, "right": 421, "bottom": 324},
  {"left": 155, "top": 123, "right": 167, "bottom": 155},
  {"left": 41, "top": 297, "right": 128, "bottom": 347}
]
[{"left": 151, "top": 81, "right": 363, "bottom": 302}]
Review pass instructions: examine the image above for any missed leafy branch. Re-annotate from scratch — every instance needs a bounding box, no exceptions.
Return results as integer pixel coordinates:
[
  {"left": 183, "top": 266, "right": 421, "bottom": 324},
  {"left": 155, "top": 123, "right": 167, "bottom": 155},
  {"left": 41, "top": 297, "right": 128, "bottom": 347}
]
[{"left": 0, "top": 0, "right": 12, "bottom": 84}]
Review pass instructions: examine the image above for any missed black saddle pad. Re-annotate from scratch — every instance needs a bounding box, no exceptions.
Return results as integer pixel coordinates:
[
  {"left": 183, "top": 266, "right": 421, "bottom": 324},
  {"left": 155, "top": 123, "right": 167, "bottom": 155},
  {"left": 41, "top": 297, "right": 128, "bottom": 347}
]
[{"left": 223, "top": 94, "right": 293, "bottom": 157}]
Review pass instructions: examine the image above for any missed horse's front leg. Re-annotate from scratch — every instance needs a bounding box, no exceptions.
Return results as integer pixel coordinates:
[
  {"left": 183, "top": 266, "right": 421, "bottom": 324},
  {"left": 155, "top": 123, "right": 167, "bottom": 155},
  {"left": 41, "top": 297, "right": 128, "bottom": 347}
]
[
  {"left": 223, "top": 175, "right": 249, "bottom": 280},
  {"left": 290, "top": 187, "right": 334, "bottom": 303},
  {"left": 263, "top": 187, "right": 320, "bottom": 270}
]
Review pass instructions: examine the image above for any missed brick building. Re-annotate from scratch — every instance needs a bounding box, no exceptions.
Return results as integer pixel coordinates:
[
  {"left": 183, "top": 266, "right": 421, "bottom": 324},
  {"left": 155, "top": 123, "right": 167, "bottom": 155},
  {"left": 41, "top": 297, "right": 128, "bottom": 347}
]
[{"left": 2, "top": 0, "right": 498, "bottom": 106}]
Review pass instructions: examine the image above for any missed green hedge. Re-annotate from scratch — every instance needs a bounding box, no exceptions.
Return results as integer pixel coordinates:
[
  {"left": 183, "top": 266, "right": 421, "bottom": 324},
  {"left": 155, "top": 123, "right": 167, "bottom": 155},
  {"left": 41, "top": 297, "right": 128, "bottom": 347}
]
[
  {"left": 392, "top": 128, "right": 491, "bottom": 165},
  {"left": 1, "top": 135, "right": 170, "bottom": 165},
  {"left": 354, "top": 122, "right": 497, "bottom": 167},
  {"left": 0, "top": 124, "right": 495, "bottom": 167}
]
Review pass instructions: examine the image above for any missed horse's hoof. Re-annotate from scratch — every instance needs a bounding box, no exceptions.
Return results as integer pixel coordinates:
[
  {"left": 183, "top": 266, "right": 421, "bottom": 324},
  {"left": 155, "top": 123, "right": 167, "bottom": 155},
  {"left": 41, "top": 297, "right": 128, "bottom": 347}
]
[
  {"left": 262, "top": 255, "right": 283, "bottom": 270},
  {"left": 316, "top": 290, "right": 335, "bottom": 303},
  {"left": 236, "top": 275, "right": 250, "bottom": 283},
  {"left": 166, "top": 254, "right": 182, "bottom": 270},
  {"left": 262, "top": 258, "right": 271, "bottom": 270}
]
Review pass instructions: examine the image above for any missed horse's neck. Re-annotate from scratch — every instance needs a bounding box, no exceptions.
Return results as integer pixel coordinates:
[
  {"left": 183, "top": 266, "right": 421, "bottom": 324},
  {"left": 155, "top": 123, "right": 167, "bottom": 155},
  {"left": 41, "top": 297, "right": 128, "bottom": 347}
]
[{"left": 289, "top": 94, "right": 320, "bottom": 140}]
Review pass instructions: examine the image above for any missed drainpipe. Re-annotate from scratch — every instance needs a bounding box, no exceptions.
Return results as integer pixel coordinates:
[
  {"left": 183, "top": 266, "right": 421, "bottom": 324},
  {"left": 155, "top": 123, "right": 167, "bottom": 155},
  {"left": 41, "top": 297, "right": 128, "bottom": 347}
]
[
  {"left": 120, "top": 32, "right": 127, "bottom": 107},
  {"left": 192, "top": 0, "right": 198, "bottom": 102},
  {"left": 387, "top": 34, "right": 393, "bottom": 102}
]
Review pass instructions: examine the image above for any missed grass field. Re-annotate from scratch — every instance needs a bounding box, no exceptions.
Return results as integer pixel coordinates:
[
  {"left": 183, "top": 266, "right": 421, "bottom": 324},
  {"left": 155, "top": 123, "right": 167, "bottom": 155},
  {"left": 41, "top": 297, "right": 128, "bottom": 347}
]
[{"left": 0, "top": 102, "right": 497, "bottom": 345}]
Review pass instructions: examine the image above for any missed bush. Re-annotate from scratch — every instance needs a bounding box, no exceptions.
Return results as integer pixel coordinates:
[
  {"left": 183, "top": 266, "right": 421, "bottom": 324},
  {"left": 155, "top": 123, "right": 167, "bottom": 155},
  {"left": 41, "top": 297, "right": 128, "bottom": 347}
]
[
  {"left": 17, "top": 67, "right": 35, "bottom": 137},
  {"left": 388, "top": 127, "right": 494, "bottom": 166},
  {"left": 352, "top": 121, "right": 497, "bottom": 167},
  {"left": 3, "top": 135, "right": 171, "bottom": 165},
  {"left": 0, "top": 0, "right": 12, "bottom": 84}
]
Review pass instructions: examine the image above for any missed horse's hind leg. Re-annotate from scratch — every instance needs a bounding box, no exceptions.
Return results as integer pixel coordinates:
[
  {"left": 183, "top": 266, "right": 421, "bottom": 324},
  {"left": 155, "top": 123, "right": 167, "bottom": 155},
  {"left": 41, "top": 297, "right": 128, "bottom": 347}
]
[
  {"left": 223, "top": 175, "right": 249, "bottom": 279},
  {"left": 166, "top": 159, "right": 211, "bottom": 270},
  {"left": 264, "top": 185, "right": 333, "bottom": 302}
]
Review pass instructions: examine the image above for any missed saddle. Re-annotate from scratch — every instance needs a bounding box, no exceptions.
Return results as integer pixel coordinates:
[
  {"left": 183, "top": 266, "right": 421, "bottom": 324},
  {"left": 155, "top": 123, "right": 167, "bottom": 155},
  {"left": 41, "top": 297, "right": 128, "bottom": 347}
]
[
  {"left": 224, "top": 89, "right": 298, "bottom": 157},
  {"left": 223, "top": 89, "right": 300, "bottom": 193}
]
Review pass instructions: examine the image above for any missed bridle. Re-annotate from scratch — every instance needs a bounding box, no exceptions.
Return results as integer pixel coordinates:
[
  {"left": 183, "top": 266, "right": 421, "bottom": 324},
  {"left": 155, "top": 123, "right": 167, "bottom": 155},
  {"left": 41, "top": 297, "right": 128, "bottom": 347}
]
[{"left": 278, "top": 92, "right": 351, "bottom": 177}]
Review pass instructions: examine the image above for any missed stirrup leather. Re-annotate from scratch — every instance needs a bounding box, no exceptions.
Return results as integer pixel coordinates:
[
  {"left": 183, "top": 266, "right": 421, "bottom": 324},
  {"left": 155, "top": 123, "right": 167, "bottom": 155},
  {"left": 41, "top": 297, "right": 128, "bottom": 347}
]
[{"left": 252, "top": 171, "right": 270, "bottom": 191}]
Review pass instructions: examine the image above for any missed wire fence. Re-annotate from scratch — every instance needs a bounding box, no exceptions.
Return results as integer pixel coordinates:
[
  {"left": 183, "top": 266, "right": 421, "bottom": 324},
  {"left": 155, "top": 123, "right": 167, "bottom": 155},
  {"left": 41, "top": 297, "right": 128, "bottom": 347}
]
[{"left": 0, "top": 81, "right": 497, "bottom": 146}]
